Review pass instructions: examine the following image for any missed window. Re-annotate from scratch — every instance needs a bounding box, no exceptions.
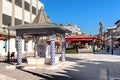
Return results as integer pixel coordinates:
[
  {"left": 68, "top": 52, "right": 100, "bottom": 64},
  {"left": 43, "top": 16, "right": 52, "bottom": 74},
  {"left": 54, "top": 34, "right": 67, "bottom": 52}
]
[
  {"left": 24, "top": 21, "right": 29, "bottom": 24},
  {"left": 15, "top": 0, "right": 22, "bottom": 8},
  {"left": 24, "top": 41, "right": 28, "bottom": 51},
  {"left": 32, "top": 6, "right": 36, "bottom": 15},
  {"left": 3, "top": 40, "right": 7, "bottom": 52},
  {"left": 15, "top": 18, "right": 22, "bottom": 25},
  {"left": 25, "top": 1, "right": 30, "bottom": 11},
  {"left": 15, "top": 40, "right": 18, "bottom": 51},
  {"left": 7, "top": 0, "right": 12, "bottom": 2},
  {"left": 2, "top": 14, "right": 11, "bottom": 26}
]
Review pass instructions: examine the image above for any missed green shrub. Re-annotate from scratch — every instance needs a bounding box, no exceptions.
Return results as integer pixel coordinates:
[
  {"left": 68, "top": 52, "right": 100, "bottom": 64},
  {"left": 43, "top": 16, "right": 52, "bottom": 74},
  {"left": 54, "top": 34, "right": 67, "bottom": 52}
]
[{"left": 65, "top": 48, "right": 77, "bottom": 54}]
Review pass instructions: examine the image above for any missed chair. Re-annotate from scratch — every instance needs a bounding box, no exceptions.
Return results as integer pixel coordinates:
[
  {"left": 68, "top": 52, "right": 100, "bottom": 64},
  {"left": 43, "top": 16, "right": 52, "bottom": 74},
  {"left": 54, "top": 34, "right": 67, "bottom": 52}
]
[
  {"left": 5, "top": 52, "right": 15, "bottom": 62},
  {"left": 10, "top": 52, "right": 15, "bottom": 61}
]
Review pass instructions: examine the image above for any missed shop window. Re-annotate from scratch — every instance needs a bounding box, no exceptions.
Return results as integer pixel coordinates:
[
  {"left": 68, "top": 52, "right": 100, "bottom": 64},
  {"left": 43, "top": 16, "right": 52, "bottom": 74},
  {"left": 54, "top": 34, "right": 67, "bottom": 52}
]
[
  {"left": 15, "top": 40, "right": 18, "bottom": 51},
  {"left": 3, "top": 40, "right": 7, "bottom": 52}
]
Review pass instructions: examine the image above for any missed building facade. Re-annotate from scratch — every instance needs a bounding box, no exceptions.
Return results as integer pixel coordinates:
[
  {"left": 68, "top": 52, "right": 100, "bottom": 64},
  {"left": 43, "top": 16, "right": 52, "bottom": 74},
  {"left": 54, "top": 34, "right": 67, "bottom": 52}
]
[
  {"left": 104, "top": 26, "right": 118, "bottom": 49},
  {"left": 115, "top": 20, "right": 120, "bottom": 47},
  {"left": 0, "top": 0, "right": 44, "bottom": 55},
  {"left": 65, "top": 24, "right": 81, "bottom": 36}
]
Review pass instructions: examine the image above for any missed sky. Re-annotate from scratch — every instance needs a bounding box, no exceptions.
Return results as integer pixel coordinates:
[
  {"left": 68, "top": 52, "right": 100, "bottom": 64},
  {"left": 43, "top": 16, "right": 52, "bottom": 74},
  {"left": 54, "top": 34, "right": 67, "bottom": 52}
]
[{"left": 40, "top": 0, "right": 120, "bottom": 34}]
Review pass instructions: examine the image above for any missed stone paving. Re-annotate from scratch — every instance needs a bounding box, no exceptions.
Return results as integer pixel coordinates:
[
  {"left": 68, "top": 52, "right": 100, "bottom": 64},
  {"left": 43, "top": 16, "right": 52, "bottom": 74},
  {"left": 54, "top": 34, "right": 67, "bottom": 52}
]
[{"left": 0, "top": 53, "right": 120, "bottom": 80}]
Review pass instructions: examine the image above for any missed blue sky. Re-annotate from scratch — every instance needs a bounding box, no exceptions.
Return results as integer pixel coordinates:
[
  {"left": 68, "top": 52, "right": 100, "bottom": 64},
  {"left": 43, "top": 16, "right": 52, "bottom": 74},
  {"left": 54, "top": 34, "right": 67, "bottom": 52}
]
[{"left": 40, "top": 0, "right": 120, "bottom": 34}]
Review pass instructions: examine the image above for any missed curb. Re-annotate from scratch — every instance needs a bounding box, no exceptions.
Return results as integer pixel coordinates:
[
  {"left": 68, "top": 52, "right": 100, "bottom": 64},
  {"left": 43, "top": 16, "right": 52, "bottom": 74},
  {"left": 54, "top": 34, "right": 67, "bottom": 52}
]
[{"left": 5, "top": 61, "right": 68, "bottom": 70}]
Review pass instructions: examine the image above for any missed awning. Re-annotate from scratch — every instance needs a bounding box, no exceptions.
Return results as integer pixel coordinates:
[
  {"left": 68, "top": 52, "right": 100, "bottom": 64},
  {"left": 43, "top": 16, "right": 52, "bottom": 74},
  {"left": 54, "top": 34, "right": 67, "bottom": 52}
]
[
  {"left": 66, "top": 38, "right": 93, "bottom": 42},
  {"left": 0, "top": 37, "right": 6, "bottom": 40}
]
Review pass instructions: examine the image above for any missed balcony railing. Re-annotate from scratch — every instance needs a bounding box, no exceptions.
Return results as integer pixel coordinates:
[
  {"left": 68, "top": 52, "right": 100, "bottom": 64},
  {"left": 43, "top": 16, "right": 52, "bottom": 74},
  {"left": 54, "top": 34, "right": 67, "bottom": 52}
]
[{"left": 104, "top": 32, "right": 120, "bottom": 40}]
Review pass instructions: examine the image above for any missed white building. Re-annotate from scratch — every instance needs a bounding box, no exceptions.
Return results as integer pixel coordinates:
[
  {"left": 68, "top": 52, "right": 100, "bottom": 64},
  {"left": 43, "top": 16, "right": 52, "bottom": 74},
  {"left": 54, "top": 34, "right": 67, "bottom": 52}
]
[
  {"left": 104, "top": 26, "right": 118, "bottom": 48},
  {"left": 0, "top": 0, "right": 44, "bottom": 55},
  {"left": 115, "top": 20, "right": 120, "bottom": 47},
  {"left": 65, "top": 24, "right": 81, "bottom": 36}
]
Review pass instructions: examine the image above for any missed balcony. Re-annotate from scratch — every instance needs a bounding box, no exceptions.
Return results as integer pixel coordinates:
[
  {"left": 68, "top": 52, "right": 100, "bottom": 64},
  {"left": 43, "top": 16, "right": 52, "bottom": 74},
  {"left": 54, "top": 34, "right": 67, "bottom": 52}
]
[{"left": 104, "top": 32, "right": 120, "bottom": 40}]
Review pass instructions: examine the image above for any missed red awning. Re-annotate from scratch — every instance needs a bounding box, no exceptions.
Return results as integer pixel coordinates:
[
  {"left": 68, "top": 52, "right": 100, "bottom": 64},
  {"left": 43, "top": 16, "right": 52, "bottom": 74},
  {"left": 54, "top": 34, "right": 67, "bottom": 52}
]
[
  {"left": 0, "top": 37, "right": 6, "bottom": 40},
  {"left": 66, "top": 38, "right": 92, "bottom": 42}
]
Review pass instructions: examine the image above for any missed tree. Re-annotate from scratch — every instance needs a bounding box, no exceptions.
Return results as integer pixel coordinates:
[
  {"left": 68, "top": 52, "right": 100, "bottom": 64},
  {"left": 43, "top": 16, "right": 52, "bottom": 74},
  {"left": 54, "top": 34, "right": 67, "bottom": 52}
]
[{"left": 59, "top": 23, "right": 63, "bottom": 27}]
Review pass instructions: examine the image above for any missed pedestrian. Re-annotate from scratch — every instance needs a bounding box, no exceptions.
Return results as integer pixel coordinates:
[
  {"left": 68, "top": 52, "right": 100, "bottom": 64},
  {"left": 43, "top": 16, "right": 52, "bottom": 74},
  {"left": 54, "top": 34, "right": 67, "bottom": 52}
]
[
  {"left": 114, "top": 44, "right": 116, "bottom": 50},
  {"left": 107, "top": 45, "right": 110, "bottom": 52}
]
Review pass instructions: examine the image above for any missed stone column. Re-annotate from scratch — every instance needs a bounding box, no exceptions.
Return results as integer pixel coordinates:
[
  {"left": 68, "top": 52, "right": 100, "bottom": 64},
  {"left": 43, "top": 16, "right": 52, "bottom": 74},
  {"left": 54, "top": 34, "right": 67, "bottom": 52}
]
[
  {"left": 50, "top": 40, "right": 55, "bottom": 65},
  {"left": 30, "top": 0, "right": 32, "bottom": 23},
  {"left": 0, "top": 0, "right": 2, "bottom": 27},
  {"left": 36, "top": 0, "right": 38, "bottom": 15},
  {"left": 62, "top": 35, "right": 66, "bottom": 61},
  {"left": 49, "top": 30, "right": 56, "bottom": 65},
  {"left": 22, "top": 0, "right": 25, "bottom": 25},
  {"left": 16, "top": 36, "right": 22, "bottom": 64},
  {"left": 11, "top": 0, "right": 15, "bottom": 26}
]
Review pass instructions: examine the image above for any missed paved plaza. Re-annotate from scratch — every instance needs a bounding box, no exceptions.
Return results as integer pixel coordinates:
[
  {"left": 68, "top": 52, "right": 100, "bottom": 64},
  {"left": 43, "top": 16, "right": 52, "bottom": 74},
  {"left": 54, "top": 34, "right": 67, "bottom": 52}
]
[{"left": 0, "top": 53, "right": 120, "bottom": 80}]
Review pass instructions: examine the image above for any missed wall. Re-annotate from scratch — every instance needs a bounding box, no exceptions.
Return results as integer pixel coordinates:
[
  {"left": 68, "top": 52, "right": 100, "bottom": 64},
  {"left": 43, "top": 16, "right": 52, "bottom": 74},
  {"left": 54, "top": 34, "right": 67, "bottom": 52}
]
[{"left": 0, "top": 0, "right": 44, "bottom": 55}]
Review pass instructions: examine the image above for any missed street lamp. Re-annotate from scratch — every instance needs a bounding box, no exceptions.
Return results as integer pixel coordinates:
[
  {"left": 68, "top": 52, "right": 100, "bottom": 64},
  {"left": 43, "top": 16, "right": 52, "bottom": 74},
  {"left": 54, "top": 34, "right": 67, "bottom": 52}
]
[
  {"left": 2, "top": 25, "right": 10, "bottom": 63},
  {"left": 92, "top": 38, "right": 95, "bottom": 52},
  {"left": 7, "top": 29, "right": 10, "bottom": 62},
  {"left": 111, "top": 30, "right": 113, "bottom": 55},
  {"left": 2, "top": 26, "right": 6, "bottom": 32}
]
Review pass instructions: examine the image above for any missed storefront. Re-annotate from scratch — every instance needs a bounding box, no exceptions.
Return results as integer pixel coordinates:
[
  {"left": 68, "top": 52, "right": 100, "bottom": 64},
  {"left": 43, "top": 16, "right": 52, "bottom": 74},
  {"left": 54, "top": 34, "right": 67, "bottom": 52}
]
[
  {"left": 66, "top": 35, "right": 93, "bottom": 49},
  {"left": 0, "top": 37, "right": 6, "bottom": 55},
  {"left": 66, "top": 35, "right": 101, "bottom": 52}
]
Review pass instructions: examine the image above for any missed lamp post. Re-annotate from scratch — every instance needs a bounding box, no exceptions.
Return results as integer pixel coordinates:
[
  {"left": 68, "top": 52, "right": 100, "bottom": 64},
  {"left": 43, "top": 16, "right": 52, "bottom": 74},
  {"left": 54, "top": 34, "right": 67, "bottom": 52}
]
[
  {"left": 111, "top": 30, "right": 113, "bottom": 55},
  {"left": 7, "top": 29, "right": 10, "bottom": 62},
  {"left": 2, "top": 26, "right": 10, "bottom": 63},
  {"left": 92, "top": 38, "right": 95, "bottom": 52}
]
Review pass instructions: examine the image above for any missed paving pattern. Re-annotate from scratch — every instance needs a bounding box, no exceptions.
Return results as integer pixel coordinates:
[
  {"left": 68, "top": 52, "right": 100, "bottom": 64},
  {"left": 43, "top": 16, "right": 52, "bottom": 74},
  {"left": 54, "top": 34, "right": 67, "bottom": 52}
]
[{"left": 0, "top": 53, "right": 120, "bottom": 80}]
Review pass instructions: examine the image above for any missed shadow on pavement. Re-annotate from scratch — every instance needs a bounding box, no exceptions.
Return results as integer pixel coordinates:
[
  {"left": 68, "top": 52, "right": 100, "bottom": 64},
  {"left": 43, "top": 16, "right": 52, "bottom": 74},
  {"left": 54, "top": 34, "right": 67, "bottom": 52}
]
[
  {"left": 20, "top": 69, "right": 72, "bottom": 80},
  {"left": 1, "top": 54, "right": 120, "bottom": 80}
]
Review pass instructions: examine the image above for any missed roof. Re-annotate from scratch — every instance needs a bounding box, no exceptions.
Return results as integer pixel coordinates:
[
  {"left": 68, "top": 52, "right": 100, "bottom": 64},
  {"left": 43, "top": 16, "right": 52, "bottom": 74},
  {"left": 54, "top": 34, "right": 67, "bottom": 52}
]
[
  {"left": 66, "top": 34, "right": 93, "bottom": 38},
  {"left": 65, "top": 34, "right": 100, "bottom": 42},
  {"left": 32, "top": 6, "right": 51, "bottom": 24},
  {"left": 65, "top": 34, "right": 93, "bottom": 41},
  {"left": 107, "top": 26, "right": 117, "bottom": 30},
  {"left": 115, "top": 20, "right": 120, "bottom": 24}
]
